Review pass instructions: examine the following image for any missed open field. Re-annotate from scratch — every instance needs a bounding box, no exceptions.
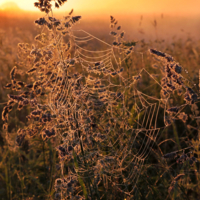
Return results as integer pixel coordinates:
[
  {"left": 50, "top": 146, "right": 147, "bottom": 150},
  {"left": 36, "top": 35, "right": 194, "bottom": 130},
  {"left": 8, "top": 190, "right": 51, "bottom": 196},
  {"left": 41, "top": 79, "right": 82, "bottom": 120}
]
[{"left": 0, "top": 4, "right": 200, "bottom": 200}]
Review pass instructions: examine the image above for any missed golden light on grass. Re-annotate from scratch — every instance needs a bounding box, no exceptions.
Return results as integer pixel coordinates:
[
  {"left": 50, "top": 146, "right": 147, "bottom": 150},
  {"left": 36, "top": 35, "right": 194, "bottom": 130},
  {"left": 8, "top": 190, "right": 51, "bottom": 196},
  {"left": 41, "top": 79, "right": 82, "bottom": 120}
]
[{"left": 0, "top": 0, "right": 200, "bottom": 198}]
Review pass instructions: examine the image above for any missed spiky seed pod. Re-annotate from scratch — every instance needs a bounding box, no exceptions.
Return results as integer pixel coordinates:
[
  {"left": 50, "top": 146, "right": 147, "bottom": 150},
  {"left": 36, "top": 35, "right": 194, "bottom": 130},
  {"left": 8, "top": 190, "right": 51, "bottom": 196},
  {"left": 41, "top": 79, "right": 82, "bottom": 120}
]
[
  {"left": 120, "top": 31, "right": 124, "bottom": 38},
  {"left": 11, "top": 80, "right": 16, "bottom": 86},
  {"left": 129, "top": 46, "right": 134, "bottom": 51},
  {"left": 17, "top": 81, "right": 25, "bottom": 87},
  {"left": 22, "top": 99, "right": 29, "bottom": 106},
  {"left": 2, "top": 106, "right": 9, "bottom": 121},
  {"left": 31, "top": 109, "right": 42, "bottom": 116},
  {"left": 45, "top": 128, "right": 56, "bottom": 138},
  {"left": 111, "top": 72, "right": 117, "bottom": 76},
  {"left": 113, "top": 41, "right": 118, "bottom": 46},
  {"left": 21, "top": 91, "right": 30, "bottom": 97},
  {"left": 58, "top": 0, "right": 62, "bottom": 5},
  {"left": 57, "top": 146, "right": 67, "bottom": 157},
  {"left": 150, "top": 49, "right": 166, "bottom": 57},
  {"left": 149, "top": 49, "right": 174, "bottom": 62},
  {"left": 8, "top": 94, "right": 24, "bottom": 102},
  {"left": 10, "top": 66, "right": 17, "bottom": 80},
  {"left": 7, "top": 100, "right": 15, "bottom": 106},
  {"left": 33, "top": 81, "right": 41, "bottom": 90},
  {"left": 4, "top": 83, "right": 12, "bottom": 89},
  {"left": 55, "top": 2, "right": 59, "bottom": 8},
  {"left": 126, "top": 50, "right": 131, "bottom": 55},
  {"left": 68, "top": 146, "right": 73, "bottom": 152},
  {"left": 72, "top": 16, "right": 81, "bottom": 23},
  {"left": 69, "top": 9, "right": 73, "bottom": 15},
  {"left": 35, "top": 17, "right": 47, "bottom": 26},
  {"left": 110, "top": 16, "right": 115, "bottom": 23},
  {"left": 27, "top": 67, "right": 37, "bottom": 74},
  {"left": 65, "top": 21, "right": 71, "bottom": 28},
  {"left": 110, "top": 31, "right": 117, "bottom": 36},
  {"left": 174, "top": 64, "right": 182, "bottom": 74},
  {"left": 94, "top": 62, "right": 101, "bottom": 67},
  {"left": 25, "top": 84, "right": 33, "bottom": 89},
  {"left": 45, "top": 71, "right": 52, "bottom": 76},
  {"left": 119, "top": 68, "right": 124, "bottom": 72},
  {"left": 17, "top": 102, "right": 24, "bottom": 110},
  {"left": 54, "top": 20, "right": 61, "bottom": 26},
  {"left": 34, "top": 2, "right": 39, "bottom": 7},
  {"left": 49, "top": 17, "right": 56, "bottom": 22}
]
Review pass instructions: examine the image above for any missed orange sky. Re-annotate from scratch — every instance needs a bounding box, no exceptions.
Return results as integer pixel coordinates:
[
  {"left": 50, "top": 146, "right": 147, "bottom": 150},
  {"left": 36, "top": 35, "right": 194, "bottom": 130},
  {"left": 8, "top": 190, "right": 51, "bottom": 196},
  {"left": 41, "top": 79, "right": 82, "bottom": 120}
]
[{"left": 0, "top": 0, "right": 200, "bottom": 15}]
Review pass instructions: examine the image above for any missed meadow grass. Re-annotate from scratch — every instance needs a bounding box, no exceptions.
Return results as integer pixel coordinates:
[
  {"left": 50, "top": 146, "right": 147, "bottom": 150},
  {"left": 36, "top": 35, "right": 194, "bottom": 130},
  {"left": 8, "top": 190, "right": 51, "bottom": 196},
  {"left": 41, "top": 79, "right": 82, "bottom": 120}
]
[{"left": 0, "top": 1, "right": 200, "bottom": 200}]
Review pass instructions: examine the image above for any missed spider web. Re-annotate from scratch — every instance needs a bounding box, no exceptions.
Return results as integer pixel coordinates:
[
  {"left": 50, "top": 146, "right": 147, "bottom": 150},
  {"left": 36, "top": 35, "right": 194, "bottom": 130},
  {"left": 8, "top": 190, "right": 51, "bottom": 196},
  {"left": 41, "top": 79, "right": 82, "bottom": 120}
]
[
  {"left": 41, "top": 27, "right": 167, "bottom": 196},
  {"left": 2, "top": 14, "right": 170, "bottom": 198},
  {"left": 2, "top": 12, "right": 198, "bottom": 199}
]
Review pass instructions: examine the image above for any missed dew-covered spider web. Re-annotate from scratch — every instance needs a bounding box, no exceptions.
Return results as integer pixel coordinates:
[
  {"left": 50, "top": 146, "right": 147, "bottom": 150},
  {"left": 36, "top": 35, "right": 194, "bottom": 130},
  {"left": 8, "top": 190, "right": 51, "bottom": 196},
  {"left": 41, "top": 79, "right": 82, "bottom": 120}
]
[
  {"left": 41, "top": 25, "right": 169, "bottom": 197},
  {"left": 3, "top": 14, "right": 182, "bottom": 199}
]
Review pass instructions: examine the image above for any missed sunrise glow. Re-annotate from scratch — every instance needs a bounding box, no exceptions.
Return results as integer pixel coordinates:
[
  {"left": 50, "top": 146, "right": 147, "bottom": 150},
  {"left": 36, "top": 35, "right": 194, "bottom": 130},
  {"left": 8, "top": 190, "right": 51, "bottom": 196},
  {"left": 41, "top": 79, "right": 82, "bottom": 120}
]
[{"left": 0, "top": 0, "right": 200, "bottom": 15}]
